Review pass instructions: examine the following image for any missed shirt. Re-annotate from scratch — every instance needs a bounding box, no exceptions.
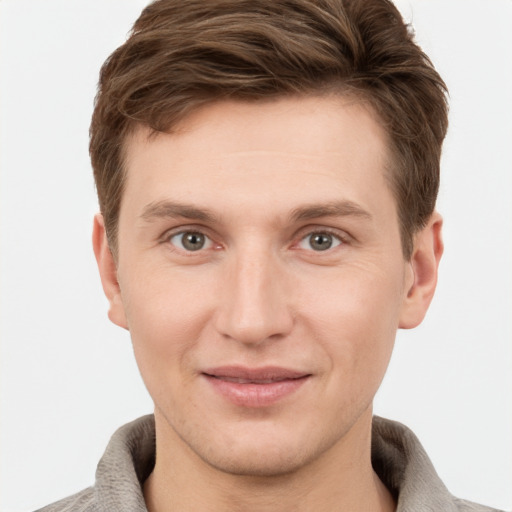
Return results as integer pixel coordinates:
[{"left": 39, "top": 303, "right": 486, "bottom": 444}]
[{"left": 36, "top": 415, "right": 504, "bottom": 511}]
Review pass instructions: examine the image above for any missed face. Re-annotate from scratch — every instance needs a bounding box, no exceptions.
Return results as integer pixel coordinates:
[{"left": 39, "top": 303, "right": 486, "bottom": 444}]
[{"left": 96, "top": 96, "right": 435, "bottom": 477}]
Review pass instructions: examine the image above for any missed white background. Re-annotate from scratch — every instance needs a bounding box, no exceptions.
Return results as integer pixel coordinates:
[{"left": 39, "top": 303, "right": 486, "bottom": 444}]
[{"left": 1, "top": 1, "right": 511, "bottom": 511}]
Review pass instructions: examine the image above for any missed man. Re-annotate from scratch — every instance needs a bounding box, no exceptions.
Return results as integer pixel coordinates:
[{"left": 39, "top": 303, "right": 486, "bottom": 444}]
[{"left": 33, "top": 0, "right": 503, "bottom": 510}]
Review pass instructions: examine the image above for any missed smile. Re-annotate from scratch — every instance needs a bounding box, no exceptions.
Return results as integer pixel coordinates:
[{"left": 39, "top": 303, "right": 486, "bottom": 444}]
[
  {"left": 212, "top": 376, "right": 293, "bottom": 384},
  {"left": 202, "top": 366, "right": 311, "bottom": 407}
]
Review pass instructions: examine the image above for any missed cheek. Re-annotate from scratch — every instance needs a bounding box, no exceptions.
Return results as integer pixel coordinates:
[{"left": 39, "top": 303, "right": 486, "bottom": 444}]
[
  {"left": 119, "top": 264, "right": 216, "bottom": 384},
  {"left": 298, "top": 264, "right": 404, "bottom": 379}
]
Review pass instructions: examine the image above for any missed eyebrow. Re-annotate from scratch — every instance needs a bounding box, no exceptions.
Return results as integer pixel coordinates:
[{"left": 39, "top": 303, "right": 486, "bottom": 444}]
[
  {"left": 140, "top": 199, "right": 372, "bottom": 224},
  {"left": 290, "top": 201, "right": 372, "bottom": 222},
  {"left": 140, "top": 200, "right": 218, "bottom": 223}
]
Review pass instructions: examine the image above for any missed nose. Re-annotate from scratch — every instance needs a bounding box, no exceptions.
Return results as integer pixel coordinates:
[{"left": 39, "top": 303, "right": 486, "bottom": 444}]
[{"left": 214, "top": 248, "right": 294, "bottom": 346}]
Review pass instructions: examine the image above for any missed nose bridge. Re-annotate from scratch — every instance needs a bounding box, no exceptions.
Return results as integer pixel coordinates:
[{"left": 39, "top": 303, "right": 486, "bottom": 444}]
[{"left": 216, "top": 243, "right": 293, "bottom": 344}]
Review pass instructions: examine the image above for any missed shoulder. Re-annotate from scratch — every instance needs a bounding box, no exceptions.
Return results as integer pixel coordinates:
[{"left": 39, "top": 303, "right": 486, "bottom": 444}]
[
  {"left": 453, "top": 497, "right": 507, "bottom": 512},
  {"left": 34, "top": 487, "right": 95, "bottom": 512},
  {"left": 372, "top": 417, "right": 507, "bottom": 512},
  {"left": 33, "top": 415, "right": 155, "bottom": 512}
]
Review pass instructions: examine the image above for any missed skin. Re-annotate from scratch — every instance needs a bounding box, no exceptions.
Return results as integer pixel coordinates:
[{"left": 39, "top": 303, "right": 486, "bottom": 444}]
[{"left": 94, "top": 95, "right": 443, "bottom": 512}]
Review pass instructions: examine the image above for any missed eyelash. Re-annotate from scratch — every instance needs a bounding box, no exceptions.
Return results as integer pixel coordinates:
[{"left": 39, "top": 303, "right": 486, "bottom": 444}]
[
  {"left": 296, "top": 229, "right": 348, "bottom": 252},
  {"left": 161, "top": 228, "right": 218, "bottom": 255},
  {"left": 160, "top": 226, "right": 350, "bottom": 254}
]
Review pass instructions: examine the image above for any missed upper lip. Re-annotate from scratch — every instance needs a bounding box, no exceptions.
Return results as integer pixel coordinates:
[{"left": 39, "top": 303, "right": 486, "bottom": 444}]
[{"left": 202, "top": 366, "right": 310, "bottom": 383}]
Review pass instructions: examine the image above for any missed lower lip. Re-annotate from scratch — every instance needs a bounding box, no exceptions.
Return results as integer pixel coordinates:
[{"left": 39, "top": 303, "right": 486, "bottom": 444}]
[{"left": 203, "top": 375, "right": 310, "bottom": 407}]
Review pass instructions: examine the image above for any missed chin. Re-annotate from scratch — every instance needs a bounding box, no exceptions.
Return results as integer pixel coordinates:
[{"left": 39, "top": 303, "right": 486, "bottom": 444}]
[
  {"left": 199, "top": 441, "right": 314, "bottom": 478},
  {"left": 186, "top": 417, "right": 346, "bottom": 479}
]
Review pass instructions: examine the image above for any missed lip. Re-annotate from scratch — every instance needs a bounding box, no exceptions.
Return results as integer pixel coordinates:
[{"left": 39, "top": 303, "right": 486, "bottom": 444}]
[{"left": 202, "top": 366, "right": 311, "bottom": 407}]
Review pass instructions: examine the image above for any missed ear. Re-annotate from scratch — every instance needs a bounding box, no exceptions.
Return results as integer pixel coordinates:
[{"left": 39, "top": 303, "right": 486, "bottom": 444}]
[
  {"left": 92, "top": 213, "right": 128, "bottom": 330},
  {"left": 399, "top": 212, "right": 444, "bottom": 329}
]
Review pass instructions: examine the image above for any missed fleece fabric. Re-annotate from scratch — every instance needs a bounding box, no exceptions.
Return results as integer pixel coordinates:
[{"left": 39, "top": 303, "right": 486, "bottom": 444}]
[{"left": 36, "top": 415, "right": 503, "bottom": 512}]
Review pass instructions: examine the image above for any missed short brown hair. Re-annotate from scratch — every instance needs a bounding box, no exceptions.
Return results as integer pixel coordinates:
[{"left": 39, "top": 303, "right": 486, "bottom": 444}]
[{"left": 90, "top": 0, "right": 448, "bottom": 259}]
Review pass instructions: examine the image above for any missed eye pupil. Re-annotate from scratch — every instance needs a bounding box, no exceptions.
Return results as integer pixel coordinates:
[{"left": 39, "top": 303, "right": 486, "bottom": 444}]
[
  {"left": 182, "top": 232, "right": 205, "bottom": 251},
  {"left": 310, "top": 233, "right": 333, "bottom": 251}
]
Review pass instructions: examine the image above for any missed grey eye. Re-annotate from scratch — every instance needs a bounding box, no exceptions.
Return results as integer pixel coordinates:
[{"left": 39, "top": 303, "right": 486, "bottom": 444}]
[
  {"left": 299, "top": 232, "right": 342, "bottom": 251},
  {"left": 170, "top": 231, "right": 212, "bottom": 251}
]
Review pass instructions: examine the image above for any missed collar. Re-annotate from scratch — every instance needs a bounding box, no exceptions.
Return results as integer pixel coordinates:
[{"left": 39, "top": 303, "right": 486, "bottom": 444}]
[{"left": 92, "top": 414, "right": 492, "bottom": 511}]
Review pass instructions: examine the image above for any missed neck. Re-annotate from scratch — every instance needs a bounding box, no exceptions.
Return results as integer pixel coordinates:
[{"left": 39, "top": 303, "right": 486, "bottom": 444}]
[{"left": 144, "top": 408, "right": 395, "bottom": 512}]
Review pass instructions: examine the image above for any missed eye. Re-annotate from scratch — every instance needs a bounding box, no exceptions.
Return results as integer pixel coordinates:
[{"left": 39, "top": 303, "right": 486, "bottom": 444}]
[
  {"left": 169, "top": 231, "right": 213, "bottom": 252},
  {"left": 298, "top": 231, "right": 343, "bottom": 251}
]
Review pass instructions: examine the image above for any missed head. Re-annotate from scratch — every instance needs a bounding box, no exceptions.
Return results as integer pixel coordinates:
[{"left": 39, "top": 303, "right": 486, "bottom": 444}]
[
  {"left": 90, "top": 0, "right": 448, "bottom": 261},
  {"left": 91, "top": 0, "right": 447, "bottom": 482}
]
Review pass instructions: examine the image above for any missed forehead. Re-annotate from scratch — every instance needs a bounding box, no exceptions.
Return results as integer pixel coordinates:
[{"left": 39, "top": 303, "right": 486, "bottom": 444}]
[
  {"left": 120, "top": 95, "right": 395, "bottom": 222},
  {"left": 126, "top": 94, "right": 390, "bottom": 156}
]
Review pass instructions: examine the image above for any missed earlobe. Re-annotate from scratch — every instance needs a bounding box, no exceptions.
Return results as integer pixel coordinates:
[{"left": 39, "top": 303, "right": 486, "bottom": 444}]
[
  {"left": 92, "top": 214, "right": 128, "bottom": 330},
  {"left": 399, "top": 212, "right": 444, "bottom": 329}
]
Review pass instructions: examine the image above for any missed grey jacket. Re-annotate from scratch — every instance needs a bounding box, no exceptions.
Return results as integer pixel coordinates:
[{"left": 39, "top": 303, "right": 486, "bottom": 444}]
[{"left": 36, "top": 415, "right": 504, "bottom": 511}]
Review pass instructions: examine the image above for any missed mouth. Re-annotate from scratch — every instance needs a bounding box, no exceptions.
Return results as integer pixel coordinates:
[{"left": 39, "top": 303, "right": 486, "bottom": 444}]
[{"left": 202, "top": 366, "right": 311, "bottom": 407}]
